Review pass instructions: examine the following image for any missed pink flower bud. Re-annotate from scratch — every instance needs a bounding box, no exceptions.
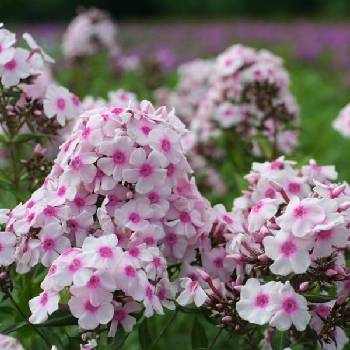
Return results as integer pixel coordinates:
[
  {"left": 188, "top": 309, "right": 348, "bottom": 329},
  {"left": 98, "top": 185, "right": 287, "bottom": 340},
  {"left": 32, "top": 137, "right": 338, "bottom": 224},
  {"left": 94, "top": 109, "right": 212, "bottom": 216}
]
[{"left": 299, "top": 281, "right": 309, "bottom": 292}]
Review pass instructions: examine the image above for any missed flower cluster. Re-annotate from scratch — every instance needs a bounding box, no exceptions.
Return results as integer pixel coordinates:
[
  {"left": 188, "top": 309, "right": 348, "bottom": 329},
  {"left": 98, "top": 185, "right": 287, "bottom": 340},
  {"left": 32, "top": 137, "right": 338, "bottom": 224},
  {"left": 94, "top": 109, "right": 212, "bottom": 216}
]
[
  {"left": 62, "top": 8, "right": 118, "bottom": 62},
  {"left": 0, "top": 333, "right": 24, "bottom": 350},
  {"left": 175, "top": 157, "right": 349, "bottom": 349},
  {"left": 2, "top": 102, "right": 213, "bottom": 337},
  {"left": 333, "top": 102, "right": 350, "bottom": 138},
  {"left": 194, "top": 44, "right": 299, "bottom": 156}
]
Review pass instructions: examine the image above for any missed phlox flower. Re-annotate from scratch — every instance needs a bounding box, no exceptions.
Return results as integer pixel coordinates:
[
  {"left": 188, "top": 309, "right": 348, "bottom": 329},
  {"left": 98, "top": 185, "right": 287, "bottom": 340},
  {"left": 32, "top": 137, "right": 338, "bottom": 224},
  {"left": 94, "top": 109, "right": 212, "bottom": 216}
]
[
  {"left": 276, "top": 196, "right": 325, "bottom": 237},
  {"left": 176, "top": 278, "right": 207, "bottom": 307},
  {"left": 202, "top": 247, "right": 230, "bottom": 281},
  {"left": 0, "top": 333, "right": 24, "bottom": 350},
  {"left": 29, "top": 290, "right": 59, "bottom": 324},
  {"left": 39, "top": 222, "right": 71, "bottom": 267},
  {"left": 237, "top": 278, "right": 281, "bottom": 325},
  {"left": 269, "top": 282, "right": 310, "bottom": 331},
  {"left": 143, "top": 283, "right": 164, "bottom": 317},
  {"left": 64, "top": 152, "right": 98, "bottom": 185},
  {"left": 108, "top": 301, "right": 141, "bottom": 337},
  {"left": 81, "top": 234, "right": 121, "bottom": 269},
  {"left": 0, "top": 28, "right": 15, "bottom": 64},
  {"left": 0, "top": 47, "right": 30, "bottom": 88},
  {"left": 122, "top": 149, "right": 166, "bottom": 194},
  {"left": 68, "top": 294, "right": 114, "bottom": 330},
  {"left": 263, "top": 230, "right": 313, "bottom": 275},
  {"left": 0, "top": 231, "right": 16, "bottom": 266},
  {"left": 65, "top": 211, "right": 94, "bottom": 247},
  {"left": 248, "top": 198, "right": 280, "bottom": 232}
]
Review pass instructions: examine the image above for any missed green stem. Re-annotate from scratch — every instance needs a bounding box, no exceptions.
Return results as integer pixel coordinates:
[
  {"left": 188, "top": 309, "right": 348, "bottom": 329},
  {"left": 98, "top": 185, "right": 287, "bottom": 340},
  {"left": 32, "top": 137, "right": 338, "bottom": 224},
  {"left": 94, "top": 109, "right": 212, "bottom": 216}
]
[
  {"left": 146, "top": 310, "right": 178, "bottom": 350},
  {"left": 208, "top": 328, "right": 223, "bottom": 350}
]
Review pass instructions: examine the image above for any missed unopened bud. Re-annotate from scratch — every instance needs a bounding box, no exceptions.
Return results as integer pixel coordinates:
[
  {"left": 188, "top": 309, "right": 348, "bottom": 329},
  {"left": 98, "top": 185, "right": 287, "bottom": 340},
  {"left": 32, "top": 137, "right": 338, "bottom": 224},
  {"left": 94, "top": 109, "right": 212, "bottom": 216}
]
[
  {"left": 222, "top": 316, "right": 232, "bottom": 323},
  {"left": 325, "top": 269, "right": 338, "bottom": 277},
  {"left": 126, "top": 191, "right": 134, "bottom": 200},
  {"left": 258, "top": 254, "right": 270, "bottom": 263},
  {"left": 299, "top": 281, "right": 309, "bottom": 292}
]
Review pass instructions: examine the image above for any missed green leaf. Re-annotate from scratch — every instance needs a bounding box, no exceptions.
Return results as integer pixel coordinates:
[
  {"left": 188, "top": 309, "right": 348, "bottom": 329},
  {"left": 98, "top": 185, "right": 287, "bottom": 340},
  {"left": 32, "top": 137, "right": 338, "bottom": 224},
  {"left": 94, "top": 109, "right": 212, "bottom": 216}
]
[
  {"left": 1, "top": 320, "right": 27, "bottom": 334},
  {"left": 107, "top": 328, "right": 129, "bottom": 350},
  {"left": 12, "top": 133, "right": 46, "bottom": 144},
  {"left": 271, "top": 330, "right": 288, "bottom": 350},
  {"left": 139, "top": 319, "right": 152, "bottom": 350},
  {"left": 40, "top": 310, "right": 77, "bottom": 327},
  {"left": 0, "top": 134, "right": 9, "bottom": 143},
  {"left": 191, "top": 317, "right": 208, "bottom": 350}
]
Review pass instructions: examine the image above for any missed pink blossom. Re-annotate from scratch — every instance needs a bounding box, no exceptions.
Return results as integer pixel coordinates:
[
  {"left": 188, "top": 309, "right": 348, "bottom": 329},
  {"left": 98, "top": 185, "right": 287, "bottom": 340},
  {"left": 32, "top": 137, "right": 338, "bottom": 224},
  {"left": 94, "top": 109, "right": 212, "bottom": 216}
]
[
  {"left": 108, "top": 301, "right": 140, "bottom": 336},
  {"left": 0, "top": 231, "right": 16, "bottom": 266},
  {"left": 177, "top": 278, "right": 207, "bottom": 307},
  {"left": 29, "top": 290, "right": 59, "bottom": 324}
]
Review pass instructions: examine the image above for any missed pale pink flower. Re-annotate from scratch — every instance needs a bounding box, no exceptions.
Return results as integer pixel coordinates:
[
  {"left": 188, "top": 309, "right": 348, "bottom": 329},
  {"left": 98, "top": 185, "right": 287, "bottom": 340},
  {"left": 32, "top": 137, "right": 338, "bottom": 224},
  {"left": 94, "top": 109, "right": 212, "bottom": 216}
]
[
  {"left": 0, "top": 28, "right": 15, "bottom": 64},
  {"left": 65, "top": 211, "right": 94, "bottom": 247},
  {"left": 64, "top": 152, "right": 98, "bottom": 185},
  {"left": 143, "top": 283, "right": 164, "bottom": 317},
  {"left": 39, "top": 222, "right": 70, "bottom": 266},
  {"left": 97, "top": 136, "right": 133, "bottom": 181},
  {"left": 29, "top": 290, "right": 60, "bottom": 324},
  {"left": 276, "top": 196, "right": 325, "bottom": 237},
  {"left": 237, "top": 279, "right": 281, "bottom": 325},
  {"left": 122, "top": 149, "right": 166, "bottom": 194},
  {"left": 263, "top": 231, "right": 313, "bottom": 275},
  {"left": 108, "top": 301, "right": 141, "bottom": 336},
  {"left": 68, "top": 294, "right": 114, "bottom": 330},
  {"left": 0, "top": 334, "right": 24, "bottom": 350},
  {"left": 177, "top": 278, "right": 207, "bottom": 307},
  {"left": 0, "top": 231, "right": 16, "bottom": 266},
  {"left": 269, "top": 282, "right": 310, "bottom": 331},
  {"left": 0, "top": 48, "right": 30, "bottom": 87},
  {"left": 248, "top": 198, "right": 280, "bottom": 232}
]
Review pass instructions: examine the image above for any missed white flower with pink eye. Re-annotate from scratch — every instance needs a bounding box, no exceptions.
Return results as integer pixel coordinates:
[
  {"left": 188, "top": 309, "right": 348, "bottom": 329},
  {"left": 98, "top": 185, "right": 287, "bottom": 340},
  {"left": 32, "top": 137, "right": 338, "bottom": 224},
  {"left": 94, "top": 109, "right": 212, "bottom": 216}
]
[
  {"left": 237, "top": 279, "right": 281, "bottom": 325},
  {"left": 29, "top": 290, "right": 59, "bottom": 324},
  {"left": 156, "top": 278, "right": 177, "bottom": 310},
  {"left": 276, "top": 196, "right": 325, "bottom": 237},
  {"left": 115, "top": 254, "right": 148, "bottom": 301},
  {"left": 126, "top": 117, "right": 156, "bottom": 146},
  {"left": 312, "top": 223, "right": 349, "bottom": 258},
  {"left": 46, "top": 178, "right": 77, "bottom": 206},
  {"left": 149, "top": 126, "right": 183, "bottom": 164},
  {"left": 81, "top": 234, "right": 121, "bottom": 270},
  {"left": 177, "top": 277, "right": 207, "bottom": 307},
  {"left": 302, "top": 159, "right": 338, "bottom": 183},
  {"left": 138, "top": 185, "right": 171, "bottom": 219},
  {"left": 44, "top": 84, "right": 77, "bottom": 126},
  {"left": 202, "top": 247, "right": 230, "bottom": 281},
  {"left": 263, "top": 231, "right": 313, "bottom": 276},
  {"left": 143, "top": 283, "right": 164, "bottom": 317},
  {"left": 248, "top": 198, "right": 280, "bottom": 232},
  {"left": 65, "top": 211, "right": 94, "bottom": 247},
  {"left": 163, "top": 229, "right": 188, "bottom": 259},
  {"left": 0, "top": 47, "right": 30, "bottom": 88},
  {"left": 0, "top": 232, "right": 16, "bottom": 266},
  {"left": 269, "top": 282, "right": 310, "bottom": 331},
  {"left": 0, "top": 28, "right": 15, "bottom": 64},
  {"left": 0, "top": 333, "right": 24, "bottom": 350},
  {"left": 97, "top": 136, "right": 133, "bottom": 182},
  {"left": 64, "top": 152, "right": 98, "bottom": 185},
  {"left": 108, "top": 301, "right": 141, "bottom": 337},
  {"left": 39, "top": 222, "right": 71, "bottom": 267},
  {"left": 214, "top": 102, "right": 242, "bottom": 128},
  {"left": 115, "top": 198, "right": 153, "bottom": 231},
  {"left": 68, "top": 294, "right": 114, "bottom": 330},
  {"left": 166, "top": 198, "right": 203, "bottom": 238},
  {"left": 70, "top": 270, "right": 116, "bottom": 306},
  {"left": 122, "top": 148, "right": 166, "bottom": 194},
  {"left": 213, "top": 204, "right": 243, "bottom": 232}
]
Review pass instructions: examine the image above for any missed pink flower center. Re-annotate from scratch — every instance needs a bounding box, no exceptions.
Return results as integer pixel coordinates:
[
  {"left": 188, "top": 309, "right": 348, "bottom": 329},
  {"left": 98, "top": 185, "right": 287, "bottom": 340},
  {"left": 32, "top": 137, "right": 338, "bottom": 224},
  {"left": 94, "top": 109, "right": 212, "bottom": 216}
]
[
  {"left": 85, "top": 300, "right": 99, "bottom": 314},
  {"left": 255, "top": 293, "right": 269, "bottom": 308},
  {"left": 43, "top": 238, "right": 56, "bottom": 251},
  {"left": 129, "top": 246, "right": 140, "bottom": 258},
  {"left": 48, "top": 264, "right": 57, "bottom": 275},
  {"left": 144, "top": 236, "right": 155, "bottom": 245},
  {"left": 56, "top": 98, "right": 66, "bottom": 111},
  {"left": 161, "top": 139, "right": 171, "bottom": 153},
  {"left": 125, "top": 265, "right": 136, "bottom": 278},
  {"left": 288, "top": 182, "right": 301, "bottom": 194},
  {"left": 189, "top": 281, "right": 198, "bottom": 292},
  {"left": 82, "top": 127, "right": 91, "bottom": 139},
  {"left": 146, "top": 286, "right": 153, "bottom": 299},
  {"left": 26, "top": 212, "right": 35, "bottom": 222},
  {"left": 141, "top": 126, "right": 151, "bottom": 135},
  {"left": 165, "top": 233, "right": 177, "bottom": 246},
  {"left": 139, "top": 163, "right": 153, "bottom": 177},
  {"left": 112, "top": 107, "right": 123, "bottom": 115},
  {"left": 167, "top": 163, "right": 175, "bottom": 177},
  {"left": 57, "top": 186, "right": 66, "bottom": 196},
  {"left": 270, "top": 161, "right": 283, "bottom": 170},
  {"left": 129, "top": 212, "right": 141, "bottom": 224},
  {"left": 148, "top": 192, "right": 159, "bottom": 204},
  {"left": 213, "top": 257, "right": 223, "bottom": 268},
  {"left": 40, "top": 292, "right": 48, "bottom": 306},
  {"left": 27, "top": 200, "right": 35, "bottom": 209},
  {"left": 74, "top": 197, "right": 85, "bottom": 208},
  {"left": 4, "top": 58, "right": 16, "bottom": 71},
  {"left": 179, "top": 211, "right": 191, "bottom": 223},
  {"left": 316, "top": 229, "right": 332, "bottom": 240},
  {"left": 223, "top": 214, "right": 233, "bottom": 224},
  {"left": 280, "top": 240, "right": 297, "bottom": 256},
  {"left": 293, "top": 205, "right": 307, "bottom": 218},
  {"left": 71, "top": 95, "right": 80, "bottom": 106},
  {"left": 112, "top": 150, "right": 126, "bottom": 165},
  {"left": 87, "top": 275, "right": 100, "bottom": 289},
  {"left": 68, "top": 258, "right": 81, "bottom": 272},
  {"left": 99, "top": 246, "right": 113, "bottom": 258},
  {"left": 70, "top": 157, "right": 83, "bottom": 171},
  {"left": 114, "top": 309, "right": 126, "bottom": 321},
  {"left": 43, "top": 205, "right": 57, "bottom": 217},
  {"left": 252, "top": 201, "right": 263, "bottom": 213},
  {"left": 153, "top": 257, "right": 161, "bottom": 267},
  {"left": 282, "top": 297, "right": 298, "bottom": 314},
  {"left": 265, "top": 188, "right": 276, "bottom": 199}
]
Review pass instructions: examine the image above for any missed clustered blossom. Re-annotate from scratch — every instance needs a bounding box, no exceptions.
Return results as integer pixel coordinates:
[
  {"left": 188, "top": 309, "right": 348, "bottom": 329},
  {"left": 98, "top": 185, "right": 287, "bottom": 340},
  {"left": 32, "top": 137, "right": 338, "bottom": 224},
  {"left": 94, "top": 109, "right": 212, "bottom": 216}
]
[
  {"left": 194, "top": 44, "right": 300, "bottom": 156},
  {"left": 62, "top": 8, "right": 118, "bottom": 62},
  {"left": 0, "top": 334, "right": 24, "bottom": 350},
  {"left": 3, "top": 102, "right": 213, "bottom": 338},
  {"left": 173, "top": 157, "right": 349, "bottom": 349},
  {"left": 333, "top": 102, "right": 350, "bottom": 138}
]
